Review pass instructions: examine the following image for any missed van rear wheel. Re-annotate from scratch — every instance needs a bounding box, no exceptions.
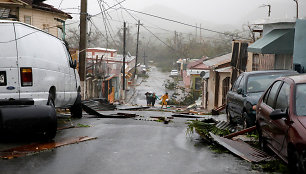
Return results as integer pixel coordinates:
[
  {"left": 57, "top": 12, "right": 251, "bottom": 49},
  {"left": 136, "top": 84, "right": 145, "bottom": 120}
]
[{"left": 70, "top": 93, "right": 82, "bottom": 118}]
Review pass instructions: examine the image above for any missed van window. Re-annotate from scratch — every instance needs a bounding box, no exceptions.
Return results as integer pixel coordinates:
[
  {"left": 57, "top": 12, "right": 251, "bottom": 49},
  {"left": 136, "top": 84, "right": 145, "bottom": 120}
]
[
  {"left": 15, "top": 24, "right": 68, "bottom": 67},
  {"left": 0, "top": 23, "right": 17, "bottom": 58}
]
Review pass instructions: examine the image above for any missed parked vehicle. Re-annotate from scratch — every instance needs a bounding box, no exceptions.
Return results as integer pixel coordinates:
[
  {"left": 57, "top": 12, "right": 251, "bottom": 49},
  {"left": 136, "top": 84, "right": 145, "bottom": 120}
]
[
  {"left": 256, "top": 74, "right": 306, "bottom": 173},
  {"left": 0, "top": 21, "right": 82, "bottom": 139},
  {"left": 170, "top": 70, "right": 178, "bottom": 77},
  {"left": 226, "top": 70, "right": 297, "bottom": 128}
]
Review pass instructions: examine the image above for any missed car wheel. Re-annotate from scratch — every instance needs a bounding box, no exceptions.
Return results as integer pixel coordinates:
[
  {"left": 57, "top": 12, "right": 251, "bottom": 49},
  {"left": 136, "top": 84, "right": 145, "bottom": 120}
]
[
  {"left": 42, "top": 119, "right": 57, "bottom": 141},
  {"left": 226, "top": 107, "right": 233, "bottom": 124},
  {"left": 70, "top": 93, "right": 82, "bottom": 118},
  {"left": 258, "top": 128, "right": 268, "bottom": 152},
  {"left": 242, "top": 112, "right": 253, "bottom": 129},
  {"left": 288, "top": 148, "right": 306, "bottom": 173}
]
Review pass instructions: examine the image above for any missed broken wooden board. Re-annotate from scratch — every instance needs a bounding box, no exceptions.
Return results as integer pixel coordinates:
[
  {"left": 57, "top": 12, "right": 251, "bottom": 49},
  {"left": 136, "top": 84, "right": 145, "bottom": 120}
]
[
  {"left": 0, "top": 136, "right": 97, "bottom": 160},
  {"left": 209, "top": 132, "right": 273, "bottom": 163}
]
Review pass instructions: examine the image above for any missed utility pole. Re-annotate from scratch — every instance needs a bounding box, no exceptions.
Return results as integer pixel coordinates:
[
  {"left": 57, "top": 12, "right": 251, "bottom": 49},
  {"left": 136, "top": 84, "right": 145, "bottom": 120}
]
[
  {"left": 293, "top": 0, "right": 299, "bottom": 19},
  {"left": 79, "top": 0, "right": 87, "bottom": 99},
  {"left": 134, "top": 20, "right": 141, "bottom": 77},
  {"left": 122, "top": 22, "right": 126, "bottom": 91},
  {"left": 143, "top": 50, "right": 147, "bottom": 66},
  {"left": 200, "top": 24, "right": 202, "bottom": 44}
]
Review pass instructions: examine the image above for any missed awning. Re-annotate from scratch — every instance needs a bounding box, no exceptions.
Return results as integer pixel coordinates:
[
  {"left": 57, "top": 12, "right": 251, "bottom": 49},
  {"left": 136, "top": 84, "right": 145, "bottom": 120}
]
[{"left": 248, "top": 29, "right": 295, "bottom": 54}]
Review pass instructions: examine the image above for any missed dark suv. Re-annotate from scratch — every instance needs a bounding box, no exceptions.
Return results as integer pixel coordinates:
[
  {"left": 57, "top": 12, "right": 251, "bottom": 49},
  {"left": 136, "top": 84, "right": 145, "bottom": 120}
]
[{"left": 226, "top": 70, "right": 297, "bottom": 127}]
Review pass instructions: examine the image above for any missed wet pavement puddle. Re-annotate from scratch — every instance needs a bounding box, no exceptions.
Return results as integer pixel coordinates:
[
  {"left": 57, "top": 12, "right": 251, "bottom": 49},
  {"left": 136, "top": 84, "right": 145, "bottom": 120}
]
[{"left": 0, "top": 136, "right": 97, "bottom": 160}]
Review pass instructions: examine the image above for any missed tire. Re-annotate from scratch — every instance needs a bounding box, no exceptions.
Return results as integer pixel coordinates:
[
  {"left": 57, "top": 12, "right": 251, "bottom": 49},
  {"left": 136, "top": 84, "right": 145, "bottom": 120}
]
[
  {"left": 226, "top": 107, "right": 233, "bottom": 124},
  {"left": 70, "top": 93, "right": 82, "bottom": 118},
  {"left": 42, "top": 117, "right": 57, "bottom": 141},
  {"left": 242, "top": 112, "right": 254, "bottom": 129},
  {"left": 258, "top": 128, "right": 268, "bottom": 152},
  {"left": 288, "top": 148, "right": 306, "bottom": 174}
]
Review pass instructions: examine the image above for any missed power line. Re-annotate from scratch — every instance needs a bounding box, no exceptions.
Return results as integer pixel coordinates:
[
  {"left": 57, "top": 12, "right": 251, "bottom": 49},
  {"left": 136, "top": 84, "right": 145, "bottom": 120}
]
[
  {"left": 122, "top": 7, "right": 248, "bottom": 40},
  {"left": 58, "top": 0, "right": 64, "bottom": 9},
  {"left": 117, "top": 3, "right": 185, "bottom": 57},
  {"left": 91, "top": 0, "right": 126, "bottom": 17},
  {"left": 0, "top": 21, "right": 79, "bottom": 44}
]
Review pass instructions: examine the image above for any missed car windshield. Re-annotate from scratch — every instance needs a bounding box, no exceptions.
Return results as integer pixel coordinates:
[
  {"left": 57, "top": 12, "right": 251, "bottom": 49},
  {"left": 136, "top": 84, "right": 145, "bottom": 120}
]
[
  {"left": 247, "top": 74, "right": 283, "bottom": 93},
  {"left": 295, "top": 84, "right": 306, "bottom": 116}
]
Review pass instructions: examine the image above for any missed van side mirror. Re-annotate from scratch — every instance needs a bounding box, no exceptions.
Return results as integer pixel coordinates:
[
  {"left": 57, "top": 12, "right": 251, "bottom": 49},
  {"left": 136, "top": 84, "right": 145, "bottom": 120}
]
[
  {"left": 71, "top": 60, "right": 77, "bottom": 69},
  {"left": 237, "top": 88, "right": 243, "bottom": 94},
  {"left": 270, "top": 109, "right": 287, "bottom": 120}
]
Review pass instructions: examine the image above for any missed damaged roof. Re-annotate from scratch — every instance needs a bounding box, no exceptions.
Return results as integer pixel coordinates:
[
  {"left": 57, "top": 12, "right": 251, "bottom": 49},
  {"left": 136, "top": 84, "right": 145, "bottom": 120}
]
[
  {"left": 203, "top": 53, "right": 232, "bottom": 68},
  {"left": 187, "top": 57, "right": 209, "bottom": 69},
  {"left": 19, "top": 0, "right": 72, "bottom": 19}
]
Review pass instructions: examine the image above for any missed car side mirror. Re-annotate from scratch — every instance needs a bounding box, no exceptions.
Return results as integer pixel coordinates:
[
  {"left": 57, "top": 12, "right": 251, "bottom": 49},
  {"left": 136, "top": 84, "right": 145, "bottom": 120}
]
[
  {"left": 237, "top": 88, "right": 243, "bottom": 94},
  {"left": 270, "top": 109, "right": 288, "bottom": 120},
  {"left": 71, "top": 60, "right": 77, "bottom": 69}
]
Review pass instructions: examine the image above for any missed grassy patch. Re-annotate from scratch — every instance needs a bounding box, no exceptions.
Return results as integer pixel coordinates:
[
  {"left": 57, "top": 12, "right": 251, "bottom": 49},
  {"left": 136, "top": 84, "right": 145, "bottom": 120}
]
[
  {"left": 186, "top": 120, "right": 230, "bottom": 138},
  {"left": 77, "top": 123, "right": 91, "bottom": 128},
  {"left": 252, "top": 160, "right": 289, "bottom": 173}
]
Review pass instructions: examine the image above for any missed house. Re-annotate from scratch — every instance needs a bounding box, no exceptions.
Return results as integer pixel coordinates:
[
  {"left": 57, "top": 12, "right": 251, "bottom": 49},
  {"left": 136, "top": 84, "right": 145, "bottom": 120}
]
[
  {"left": 186, "top": 57, "right": 209, "bottom": 95},
  {"left": 85, "top": 48, "right": 136, "bottom": 103},
  {"left": 202, "top": 53, "right": 232, "bottom": 110},
  {"left": 0, "top": 0, "right": 72, "bottom": 39},
  {"left": 247, "top": 19, "right": 296, "bottom": 71}
]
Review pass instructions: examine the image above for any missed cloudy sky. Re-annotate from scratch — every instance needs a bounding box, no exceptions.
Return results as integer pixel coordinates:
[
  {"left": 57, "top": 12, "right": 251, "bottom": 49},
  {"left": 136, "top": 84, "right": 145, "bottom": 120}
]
[{"left": 45, "top": 0, "right": 305, "bottom": 36}]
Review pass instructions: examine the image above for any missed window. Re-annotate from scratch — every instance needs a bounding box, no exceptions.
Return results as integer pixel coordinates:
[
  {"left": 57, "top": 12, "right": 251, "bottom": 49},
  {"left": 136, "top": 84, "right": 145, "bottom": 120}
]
[
  {"left": 24, "top": 16, "right": 31, "bottom": 25},
  {"left": 252, "top": 54, "right": 259, "bottom": 71},
  {"left": 275, "top": 83, "right": 290, "bottom": 111},
  {"left": 295, "top": 84, "right": 306, "bottom": 116},
  {"left": 266, "top": 81, "right": 282, "bottom": 108},
  {"left": 263, "top": 87, "right": 271, "bottom": 104},
  {"left": 43, "top": 24, "right": 49, "bottom": 33},
  {"left": 195, "top": 77, "right": 201, "bottom": 90},
  {"left": 232, "top": 74, "right": 243, "bottom": 92}
]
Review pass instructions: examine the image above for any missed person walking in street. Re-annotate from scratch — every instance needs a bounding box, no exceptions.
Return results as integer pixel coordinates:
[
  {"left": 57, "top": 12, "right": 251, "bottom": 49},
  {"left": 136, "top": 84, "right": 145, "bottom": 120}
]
[
  {"left": 145, "top": 92, "right": 151, "bottom": 106},
  {"left": 151, "top": 93, "right": 159, "bottom": 107},
  {"left": 161, "top": 92, "right": 169, "bottom": 109}
]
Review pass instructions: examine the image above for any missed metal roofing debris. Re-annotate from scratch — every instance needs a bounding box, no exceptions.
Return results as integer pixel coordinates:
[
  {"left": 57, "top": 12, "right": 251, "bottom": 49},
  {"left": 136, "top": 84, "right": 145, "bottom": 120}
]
[
  {"left": 0, "top": 136, "right": 97, "bottom": 160},
  {"left": 210, "top": 132, "right": 273, "bottom": 163},
  {"left": 117, "top": 106, "right": 150, "bottom": 110},
  {"left": 215, "top": 67, "right": 232, "bottom": 73},
  {"left": 203, "top": 53, "right": 232, "bottom": 67}
]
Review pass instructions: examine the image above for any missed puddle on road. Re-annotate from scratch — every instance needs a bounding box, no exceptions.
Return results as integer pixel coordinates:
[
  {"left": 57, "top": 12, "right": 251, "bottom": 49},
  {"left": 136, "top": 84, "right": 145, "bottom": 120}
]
[{"left": 0, "top": 136, "right": 97, "bottom": 160}]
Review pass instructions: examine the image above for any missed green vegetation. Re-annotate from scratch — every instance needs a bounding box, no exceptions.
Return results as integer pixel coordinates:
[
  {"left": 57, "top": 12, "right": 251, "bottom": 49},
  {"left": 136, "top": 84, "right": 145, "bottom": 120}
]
[
  {"left": 252, "top": 160, "right": 289, "bottom": 173},
  {"left": 186, "top": 120, "right": 230, "bottom": 139},
  {"left": 77, "top": 123, "right": 91, "bottom": 128}
]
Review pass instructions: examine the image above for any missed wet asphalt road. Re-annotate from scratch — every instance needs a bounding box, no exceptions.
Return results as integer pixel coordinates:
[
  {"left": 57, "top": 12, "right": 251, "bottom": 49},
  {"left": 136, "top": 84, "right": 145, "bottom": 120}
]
[{"left": 0, "top": 66, "right": 267, "bottom": 174}]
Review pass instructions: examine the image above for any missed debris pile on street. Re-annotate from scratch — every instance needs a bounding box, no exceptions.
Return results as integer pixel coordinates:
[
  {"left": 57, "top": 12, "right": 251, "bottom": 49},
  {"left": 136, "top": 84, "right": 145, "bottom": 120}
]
[
  {"left": 187, "top": 119, "right": 274, "bottom": 163},
  {"left": 0, "top": 136, "right": 97, "bottom": 160}
]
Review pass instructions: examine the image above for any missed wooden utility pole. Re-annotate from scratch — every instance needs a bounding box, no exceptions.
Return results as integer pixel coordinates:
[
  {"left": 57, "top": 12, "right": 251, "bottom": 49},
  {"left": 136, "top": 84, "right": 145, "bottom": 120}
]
[
  {"left": 79, "top": 0, "right": 87, "bottom": 98},
  {"left": 134, "top": 20, "right": 141, "bottom": 77},
  {"left": 122, "top": 22, "right": 126, "bottom": 91}
]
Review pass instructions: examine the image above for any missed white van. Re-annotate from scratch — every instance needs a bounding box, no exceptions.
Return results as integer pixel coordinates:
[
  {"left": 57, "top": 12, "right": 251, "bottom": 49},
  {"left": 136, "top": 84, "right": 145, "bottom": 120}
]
[{"left": 0, "top": 20, "right": 82, "bottom": 118}]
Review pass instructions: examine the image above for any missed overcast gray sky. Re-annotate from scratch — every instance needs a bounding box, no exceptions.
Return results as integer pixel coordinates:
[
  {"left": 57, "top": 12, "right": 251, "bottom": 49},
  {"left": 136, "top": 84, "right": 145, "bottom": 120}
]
[
  {"left": 45, "top": 0, "right": 305, "bottom": 35},
  {"left": 46, "top": 0, "right": 305, "bottom": 23}
]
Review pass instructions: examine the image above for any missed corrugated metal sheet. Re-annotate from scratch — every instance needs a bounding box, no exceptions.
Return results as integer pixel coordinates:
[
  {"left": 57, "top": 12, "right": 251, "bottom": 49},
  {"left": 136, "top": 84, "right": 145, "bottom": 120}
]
[
  {"left": 203, "top": 53, "right": 232, "bottom": 67},
  {"left": 210, "top": 132, "right": 273, "bottom": 163}
]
